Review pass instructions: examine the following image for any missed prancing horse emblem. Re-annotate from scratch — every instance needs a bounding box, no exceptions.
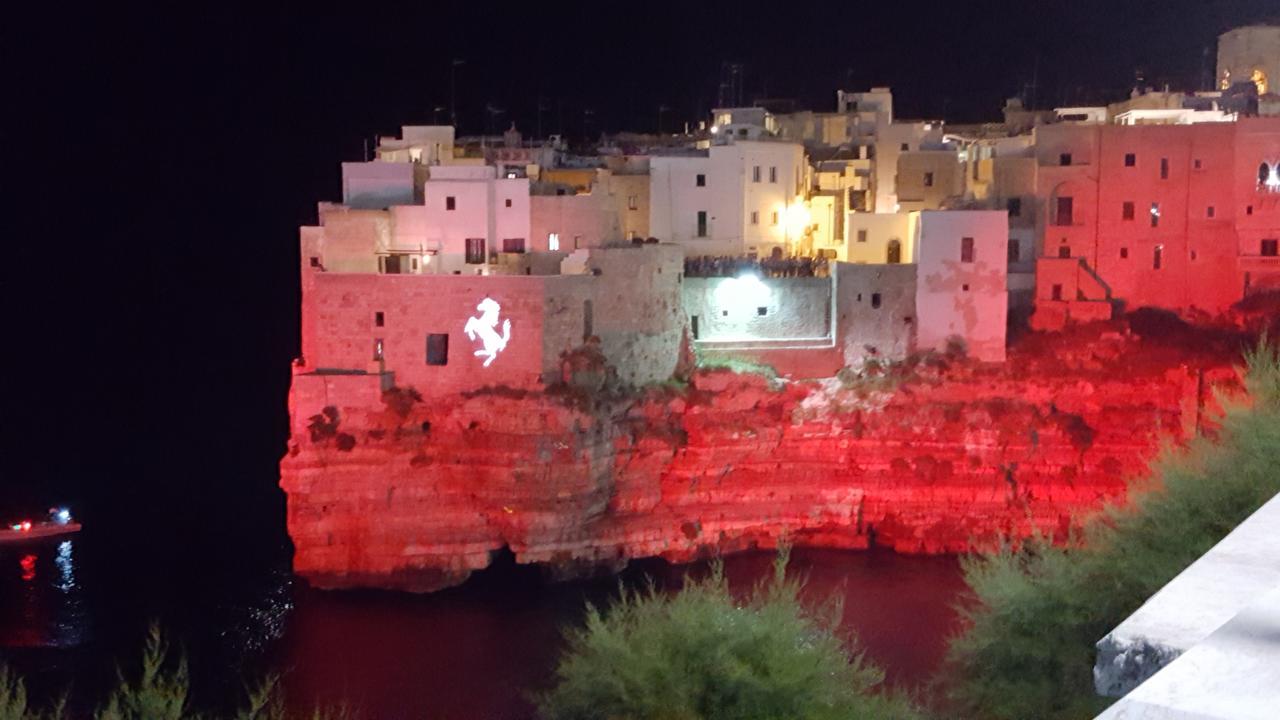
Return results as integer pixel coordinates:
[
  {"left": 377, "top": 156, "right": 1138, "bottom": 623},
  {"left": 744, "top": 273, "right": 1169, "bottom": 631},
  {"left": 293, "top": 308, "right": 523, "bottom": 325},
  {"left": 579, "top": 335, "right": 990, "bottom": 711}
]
[{"left": 464, "top": 297, "right": 511, "bottom": 367}]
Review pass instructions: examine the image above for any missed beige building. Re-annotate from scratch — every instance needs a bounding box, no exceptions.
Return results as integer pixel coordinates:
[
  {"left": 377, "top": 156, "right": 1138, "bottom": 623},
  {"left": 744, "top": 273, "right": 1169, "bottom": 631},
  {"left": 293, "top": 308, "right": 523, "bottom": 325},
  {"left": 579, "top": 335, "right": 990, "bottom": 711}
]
[{"left": 1218, "top": 24, "right": 1280, "bottom": 95}]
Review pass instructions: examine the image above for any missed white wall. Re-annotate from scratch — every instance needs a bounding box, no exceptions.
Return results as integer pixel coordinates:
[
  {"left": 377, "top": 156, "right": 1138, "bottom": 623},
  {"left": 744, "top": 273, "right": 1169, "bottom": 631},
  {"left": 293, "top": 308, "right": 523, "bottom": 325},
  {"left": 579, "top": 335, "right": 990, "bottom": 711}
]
[
  {"left": 649, "top": 141, "right": 807, "bottom": 257},
  {"left": 341, "top": 162, "right": 415, "bottom": 209},
  {"left": 913, "top": 211, "right": 1008, "bottom": 362}
]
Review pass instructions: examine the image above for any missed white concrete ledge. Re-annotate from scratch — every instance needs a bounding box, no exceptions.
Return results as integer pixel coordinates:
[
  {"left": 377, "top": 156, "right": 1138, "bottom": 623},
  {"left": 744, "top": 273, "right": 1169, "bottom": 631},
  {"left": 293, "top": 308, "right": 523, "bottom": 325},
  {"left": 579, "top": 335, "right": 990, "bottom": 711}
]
[{"left": 1094, "top": 493, "right": 1280, "bottom": 718}]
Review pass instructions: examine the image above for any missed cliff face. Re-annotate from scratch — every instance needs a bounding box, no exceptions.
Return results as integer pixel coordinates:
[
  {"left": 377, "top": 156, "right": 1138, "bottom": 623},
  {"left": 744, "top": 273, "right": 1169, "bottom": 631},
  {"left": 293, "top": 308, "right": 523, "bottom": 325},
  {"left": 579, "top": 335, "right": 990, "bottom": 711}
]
[{"left": 280, "top": 339, "right": 1238, "bottom": 593}]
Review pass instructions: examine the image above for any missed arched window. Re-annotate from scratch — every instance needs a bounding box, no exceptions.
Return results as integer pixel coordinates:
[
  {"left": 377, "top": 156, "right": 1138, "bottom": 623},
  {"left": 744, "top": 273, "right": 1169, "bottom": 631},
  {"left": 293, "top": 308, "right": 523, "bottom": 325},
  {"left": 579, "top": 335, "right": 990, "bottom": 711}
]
[
  {"left": 887, "top": 239, "right": 902, "bottom": 264},
  {"left": 1260, "top": 162, "right": 1270, "bottom": 187}
]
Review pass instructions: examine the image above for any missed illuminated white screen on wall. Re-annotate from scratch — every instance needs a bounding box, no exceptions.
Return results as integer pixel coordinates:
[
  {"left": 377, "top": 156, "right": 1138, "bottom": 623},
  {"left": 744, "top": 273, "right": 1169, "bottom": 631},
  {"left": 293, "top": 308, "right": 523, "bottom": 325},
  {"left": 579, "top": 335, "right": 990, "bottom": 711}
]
[
  {"left": 464, "top": 298, "right": 510, "bottom": 367},
  {"left": 549, "top": 233, "right": 560, "bottom": 251}
]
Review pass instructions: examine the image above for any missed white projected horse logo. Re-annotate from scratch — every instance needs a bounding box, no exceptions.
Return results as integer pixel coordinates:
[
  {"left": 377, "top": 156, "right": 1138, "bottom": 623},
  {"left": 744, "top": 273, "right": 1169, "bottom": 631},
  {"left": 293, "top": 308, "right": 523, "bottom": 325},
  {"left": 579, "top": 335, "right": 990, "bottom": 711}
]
[{"left": 464, "top": 297, "right": 511, "bottom": 367}]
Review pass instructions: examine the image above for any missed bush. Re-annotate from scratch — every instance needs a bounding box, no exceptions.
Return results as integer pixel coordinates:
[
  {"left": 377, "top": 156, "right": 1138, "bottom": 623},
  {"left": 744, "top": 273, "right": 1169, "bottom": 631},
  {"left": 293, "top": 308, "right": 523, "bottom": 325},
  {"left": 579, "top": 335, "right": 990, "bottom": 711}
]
[
  {"left": 2, "top": 625, "right": 345, "bottom": 720},
  {"left": 942, "top": 341, "right": 1280, "bottom": 720},
  {"left": 97, "top": 624, "right": 190, "bottom": 720},
  {"left": 539, "top": 548, "right": 921, "bottom": 720}
]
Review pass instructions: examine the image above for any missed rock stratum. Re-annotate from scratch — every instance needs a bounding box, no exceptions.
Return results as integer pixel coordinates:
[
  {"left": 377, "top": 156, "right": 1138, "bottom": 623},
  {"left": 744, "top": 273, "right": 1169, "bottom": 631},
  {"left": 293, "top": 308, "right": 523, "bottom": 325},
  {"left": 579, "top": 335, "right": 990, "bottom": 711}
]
[{"left": 280, "top": 328, "right": 1245, "bottom": 593}]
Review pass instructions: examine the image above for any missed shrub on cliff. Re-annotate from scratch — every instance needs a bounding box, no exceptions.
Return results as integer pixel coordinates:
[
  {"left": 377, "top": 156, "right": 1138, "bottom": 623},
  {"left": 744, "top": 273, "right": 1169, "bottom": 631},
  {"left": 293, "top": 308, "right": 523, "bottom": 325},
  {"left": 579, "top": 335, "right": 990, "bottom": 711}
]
[
  {"left": 539, "top": 548, "right": 921, "bottom": 720},
  {"left": 942, "top": 341, "right": 1280, "bottom": 720}
]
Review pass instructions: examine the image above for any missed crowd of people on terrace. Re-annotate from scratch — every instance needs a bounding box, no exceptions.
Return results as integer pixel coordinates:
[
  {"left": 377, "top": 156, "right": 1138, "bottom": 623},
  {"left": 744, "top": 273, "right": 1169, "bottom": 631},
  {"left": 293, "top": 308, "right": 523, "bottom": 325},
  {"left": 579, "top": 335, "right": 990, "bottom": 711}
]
[{"left": 683, "top": 254, "right": 831, "bottom": 278}]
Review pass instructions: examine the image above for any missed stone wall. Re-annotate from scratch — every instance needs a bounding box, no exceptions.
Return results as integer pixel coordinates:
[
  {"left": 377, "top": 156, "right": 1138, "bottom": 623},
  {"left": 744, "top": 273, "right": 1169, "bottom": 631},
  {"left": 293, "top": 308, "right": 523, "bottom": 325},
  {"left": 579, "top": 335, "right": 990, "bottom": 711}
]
[
  {"left": 836, "top": 263, "right": 917, "bottom": 364},
  {"left": 684, "top": 276, "right": 833, "bottom": 343},
  {"left": 281, "top": 340, "right": 1234, "bottom": 592}
]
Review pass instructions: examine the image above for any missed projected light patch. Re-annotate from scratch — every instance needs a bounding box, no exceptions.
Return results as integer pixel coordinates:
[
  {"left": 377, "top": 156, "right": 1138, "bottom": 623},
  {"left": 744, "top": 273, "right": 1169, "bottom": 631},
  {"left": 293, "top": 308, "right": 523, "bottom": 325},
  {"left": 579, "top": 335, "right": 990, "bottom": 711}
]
[{"left": 465, "top": 297, "right": 510, "bottom": 367}]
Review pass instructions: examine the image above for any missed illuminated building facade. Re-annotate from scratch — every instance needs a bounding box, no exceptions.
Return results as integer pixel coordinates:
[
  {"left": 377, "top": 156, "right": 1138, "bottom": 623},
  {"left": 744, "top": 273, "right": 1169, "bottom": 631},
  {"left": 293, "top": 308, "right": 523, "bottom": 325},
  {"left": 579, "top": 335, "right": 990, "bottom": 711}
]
[
  {"left": 1218, "top": 24, "right": 1280, "bottom": 96},
  {"left": 649, "top": 140, "right": 808, "bottom": 257},
  {"left": 1030, "top": 118, "right": 1280, "bottom": 329}
]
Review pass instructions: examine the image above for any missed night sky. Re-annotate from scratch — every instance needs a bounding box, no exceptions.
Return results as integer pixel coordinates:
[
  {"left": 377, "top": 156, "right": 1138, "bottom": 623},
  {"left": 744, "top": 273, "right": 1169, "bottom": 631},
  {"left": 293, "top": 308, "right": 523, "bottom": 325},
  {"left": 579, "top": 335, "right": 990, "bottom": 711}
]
[{"left": 6, "top": 1, "right": 1277, "bottom": 540}]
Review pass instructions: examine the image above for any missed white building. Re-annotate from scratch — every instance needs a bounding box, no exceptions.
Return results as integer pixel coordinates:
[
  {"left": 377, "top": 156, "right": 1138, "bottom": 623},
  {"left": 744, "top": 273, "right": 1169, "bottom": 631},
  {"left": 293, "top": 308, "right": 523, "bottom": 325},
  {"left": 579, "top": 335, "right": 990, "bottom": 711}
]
[
  {"left": 341, "top": 161, "right": 416, "bottom": 210},
  {"left": 912, "top": 211, "right": 1009, "bottom": 362},
  {"left": 387, "top": 165, "right": 530, "bottom": 274},
  {"left": 375, "top": 125, "right": 456, "bottom": 165},
  {"left": 649, "top": 141, "right": 807, "bottom": 257}
]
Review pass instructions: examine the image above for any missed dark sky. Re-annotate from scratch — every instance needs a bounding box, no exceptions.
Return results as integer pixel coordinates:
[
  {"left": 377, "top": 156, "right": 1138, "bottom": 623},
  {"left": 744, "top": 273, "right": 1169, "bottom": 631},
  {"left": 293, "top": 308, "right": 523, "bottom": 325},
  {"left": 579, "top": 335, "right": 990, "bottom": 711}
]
[{"left": 5, "top": 1, "right": 1276, "bottom": 535}]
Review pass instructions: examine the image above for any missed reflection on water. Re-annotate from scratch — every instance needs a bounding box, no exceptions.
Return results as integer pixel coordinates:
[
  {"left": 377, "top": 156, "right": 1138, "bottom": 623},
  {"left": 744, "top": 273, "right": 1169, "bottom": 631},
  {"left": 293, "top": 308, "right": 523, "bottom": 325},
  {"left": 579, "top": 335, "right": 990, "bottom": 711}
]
[
  {"left": 1, "top": 537, "right": 965, "bottom": 719},
  {"left": 1, "top": 539, "right": 86, "bottom": 649}
]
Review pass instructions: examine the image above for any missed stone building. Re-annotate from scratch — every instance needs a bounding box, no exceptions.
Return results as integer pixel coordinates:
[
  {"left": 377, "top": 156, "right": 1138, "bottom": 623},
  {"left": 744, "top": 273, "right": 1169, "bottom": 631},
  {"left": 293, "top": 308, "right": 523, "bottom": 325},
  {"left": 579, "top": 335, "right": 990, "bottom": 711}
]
[
  {"left": 683, "top": 209, "right": 1009, "bottom": 372},
  {"left": 1029, "top": 118, "right": 1280, "bottom": 329},
  {"left": 295, "top": 238, "right": 687, "bottom": 407}
]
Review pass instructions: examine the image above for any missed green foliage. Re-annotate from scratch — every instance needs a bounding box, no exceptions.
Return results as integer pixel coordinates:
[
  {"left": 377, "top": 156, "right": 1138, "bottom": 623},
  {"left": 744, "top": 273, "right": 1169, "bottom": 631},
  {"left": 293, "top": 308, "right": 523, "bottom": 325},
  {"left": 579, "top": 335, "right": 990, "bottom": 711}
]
[
  {"left": 0, "top": 667, "right": 28, "bottom": 720},
  {"left": 942, "top": 341, "right": 1280, "bottom": 720},
  {"left": 0, "top": 625, "right": 348, "bottom": 720},
  {"left": 539, "top": 547, "right": 921, "bottom": 720},
  {"left": 695, "top": 351, "right": 780, "bottom": 384},
  {"left": 97, "top": 624, "right": 190, "bottom": 720}
]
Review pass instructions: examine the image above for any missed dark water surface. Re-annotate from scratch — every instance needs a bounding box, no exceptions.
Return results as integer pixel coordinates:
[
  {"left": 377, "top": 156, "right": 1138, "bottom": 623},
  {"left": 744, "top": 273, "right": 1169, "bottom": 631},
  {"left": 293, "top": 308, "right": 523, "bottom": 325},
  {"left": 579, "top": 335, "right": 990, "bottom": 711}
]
[{"left": 1, "top": 531, "right": 965, "bottom": 719}]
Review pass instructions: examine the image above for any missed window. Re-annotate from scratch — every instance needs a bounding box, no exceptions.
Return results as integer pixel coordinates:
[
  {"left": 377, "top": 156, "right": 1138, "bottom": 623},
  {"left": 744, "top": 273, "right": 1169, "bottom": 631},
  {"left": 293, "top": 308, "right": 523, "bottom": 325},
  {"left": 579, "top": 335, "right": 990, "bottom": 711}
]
[
  {"left": 1259, "top": 163, "right": 1269, "bottom": 186},
  {"left": 411, "top": 257, "right": 419, "bottom": 271},
  {"left": 375, "top": 311, "right": 385, "bottom": 327},
  {"left": 769, "top": 166, "right": 777, "bottom": 183},
  {"left": 309, "top": 256, "right": 321, "bottom": 267},
  {"left": 1122, "top": 201, "right": 1135, "bottom": 221},
  {"left": 962, "top": 283, "right": 970, "bottom": 292},
  {"left": 696, "top": 173, "right": 706, "bottom": 187},
  {"left": 1263, "top": 239, "right": 1279, "bottom": 257},
  {"left": 1059, "top": 153, "right": 1072, "bottom": 166},
  {"left": 1051, "top": 284, "right": 1063, "bottom": 301},
  {"left": 1007, "top": 198, "right": 1021, "bottom": 217},
  {"left": 857, "top": 229, "right": 868, "bottom": 243},
  {"left": 960, "top": 236, "right": 975, "bottom": 263},
  {"left": 1124, "top": 153, "right": 1136, "bottom": 167},
  {"left": 1194, "top": 159, "right": 1203, "bottom": 170},
  {"left": 1191, "top": 250, "right": 1198, "bottom": 261},
  {"left": 548, "top": 233, "right": 560, "bottom": 251},
  {"left": 691, "top": 316, "right": 699, "bottom": 339},
  {"left": 426, "top": 334, "right": 449, "bottom": 365},
  {"left": 696, "top": 211, "right": 708, "bottom": 237},
  {"left": 465, "top": 237, "right": 486, "bottom": 264},
  {"left": 446, "top": 196, "right": 456, "bottom": 211},
  {"left": 1207, "top": 206, "right": 1216, "bottom": 219},
  {"left": 1150, "top": 202, "right": 1160, "bottom": 228},
  {"left": 1247, "top": 205, "right": 1254, "bottom": 216},
  {"left": 1008, "top": 239, "right": 1020, "bottom": 264},
  {"left": 1160, "top": 158, "right": 1169, "bottom": 179},
  {"left": 756, "top": 306, "right": 767, "bottom": 316},
  {"left": 750, "top": 211, "right": 759, "bottom": 225},
  {"left": 871, "top": 292, "right": 882, "bottom": 309},
  {"left": 923, "top": 172, "right": 934, "bottom": 187},
  {"left": 1153, "top": 245, "right": 1164, "bottom": 269},
  {"left": 504, "top": 198, "right": 512, "bottom": 208},
  {"left": 752, "top": 166, "right": 761, "bottom": 182},
  {"left": 373, "top": 338, "right": 384, "bottom": 361},
  {"left": 573, "top": 235, "right": 583, "bottom": 249},
  {"left": 900, "top": 143, "right": 909, "bottom": 152},
  {"left": 1058, "top": 246, "right": 1071, "bottom": 259},
  {"left": 502, "top": 238, "right": 526, "bottom": 253},
  {"left": 627, "top": 195, "right": 638, "bottom": 210},
  {"left": 771, "top": 211, "right": 779, "bottom": 226},
  {"left": 1120, "top": 247, "right": 1129, "bottom": 259},
  {"left": 1055, "top": 196, "right": 1074, "bottom": 226}
]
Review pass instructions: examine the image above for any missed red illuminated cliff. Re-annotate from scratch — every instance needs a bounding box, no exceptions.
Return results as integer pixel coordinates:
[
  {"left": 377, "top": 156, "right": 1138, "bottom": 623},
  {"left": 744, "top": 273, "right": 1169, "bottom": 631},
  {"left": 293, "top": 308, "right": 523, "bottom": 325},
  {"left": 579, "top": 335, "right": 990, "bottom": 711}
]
[{"left": 279, "top": 322, "right": 1249, "bottom": 592}]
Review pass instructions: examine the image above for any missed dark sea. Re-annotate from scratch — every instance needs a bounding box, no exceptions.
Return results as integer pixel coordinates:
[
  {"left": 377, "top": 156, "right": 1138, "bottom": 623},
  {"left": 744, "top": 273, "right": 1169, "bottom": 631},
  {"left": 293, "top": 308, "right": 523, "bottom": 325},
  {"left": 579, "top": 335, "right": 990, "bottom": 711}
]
[{"left": 0, "top": 525, "right": 965, "bottom": 719}]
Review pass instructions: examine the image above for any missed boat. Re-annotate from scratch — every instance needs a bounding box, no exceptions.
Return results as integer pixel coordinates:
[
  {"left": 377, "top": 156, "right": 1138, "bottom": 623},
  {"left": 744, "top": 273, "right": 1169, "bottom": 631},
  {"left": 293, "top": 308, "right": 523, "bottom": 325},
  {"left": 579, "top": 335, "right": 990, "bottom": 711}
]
[{"left": 0, "top": 508, "right": 81, "bottom": 543}]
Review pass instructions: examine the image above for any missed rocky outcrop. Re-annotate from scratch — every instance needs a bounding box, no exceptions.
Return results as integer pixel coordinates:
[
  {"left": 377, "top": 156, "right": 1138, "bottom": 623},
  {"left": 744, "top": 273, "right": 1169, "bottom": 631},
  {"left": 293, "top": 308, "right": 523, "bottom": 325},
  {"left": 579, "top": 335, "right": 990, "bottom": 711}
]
[{"left": 280, "top": 344, "right": 1239, "bottom": 592}]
